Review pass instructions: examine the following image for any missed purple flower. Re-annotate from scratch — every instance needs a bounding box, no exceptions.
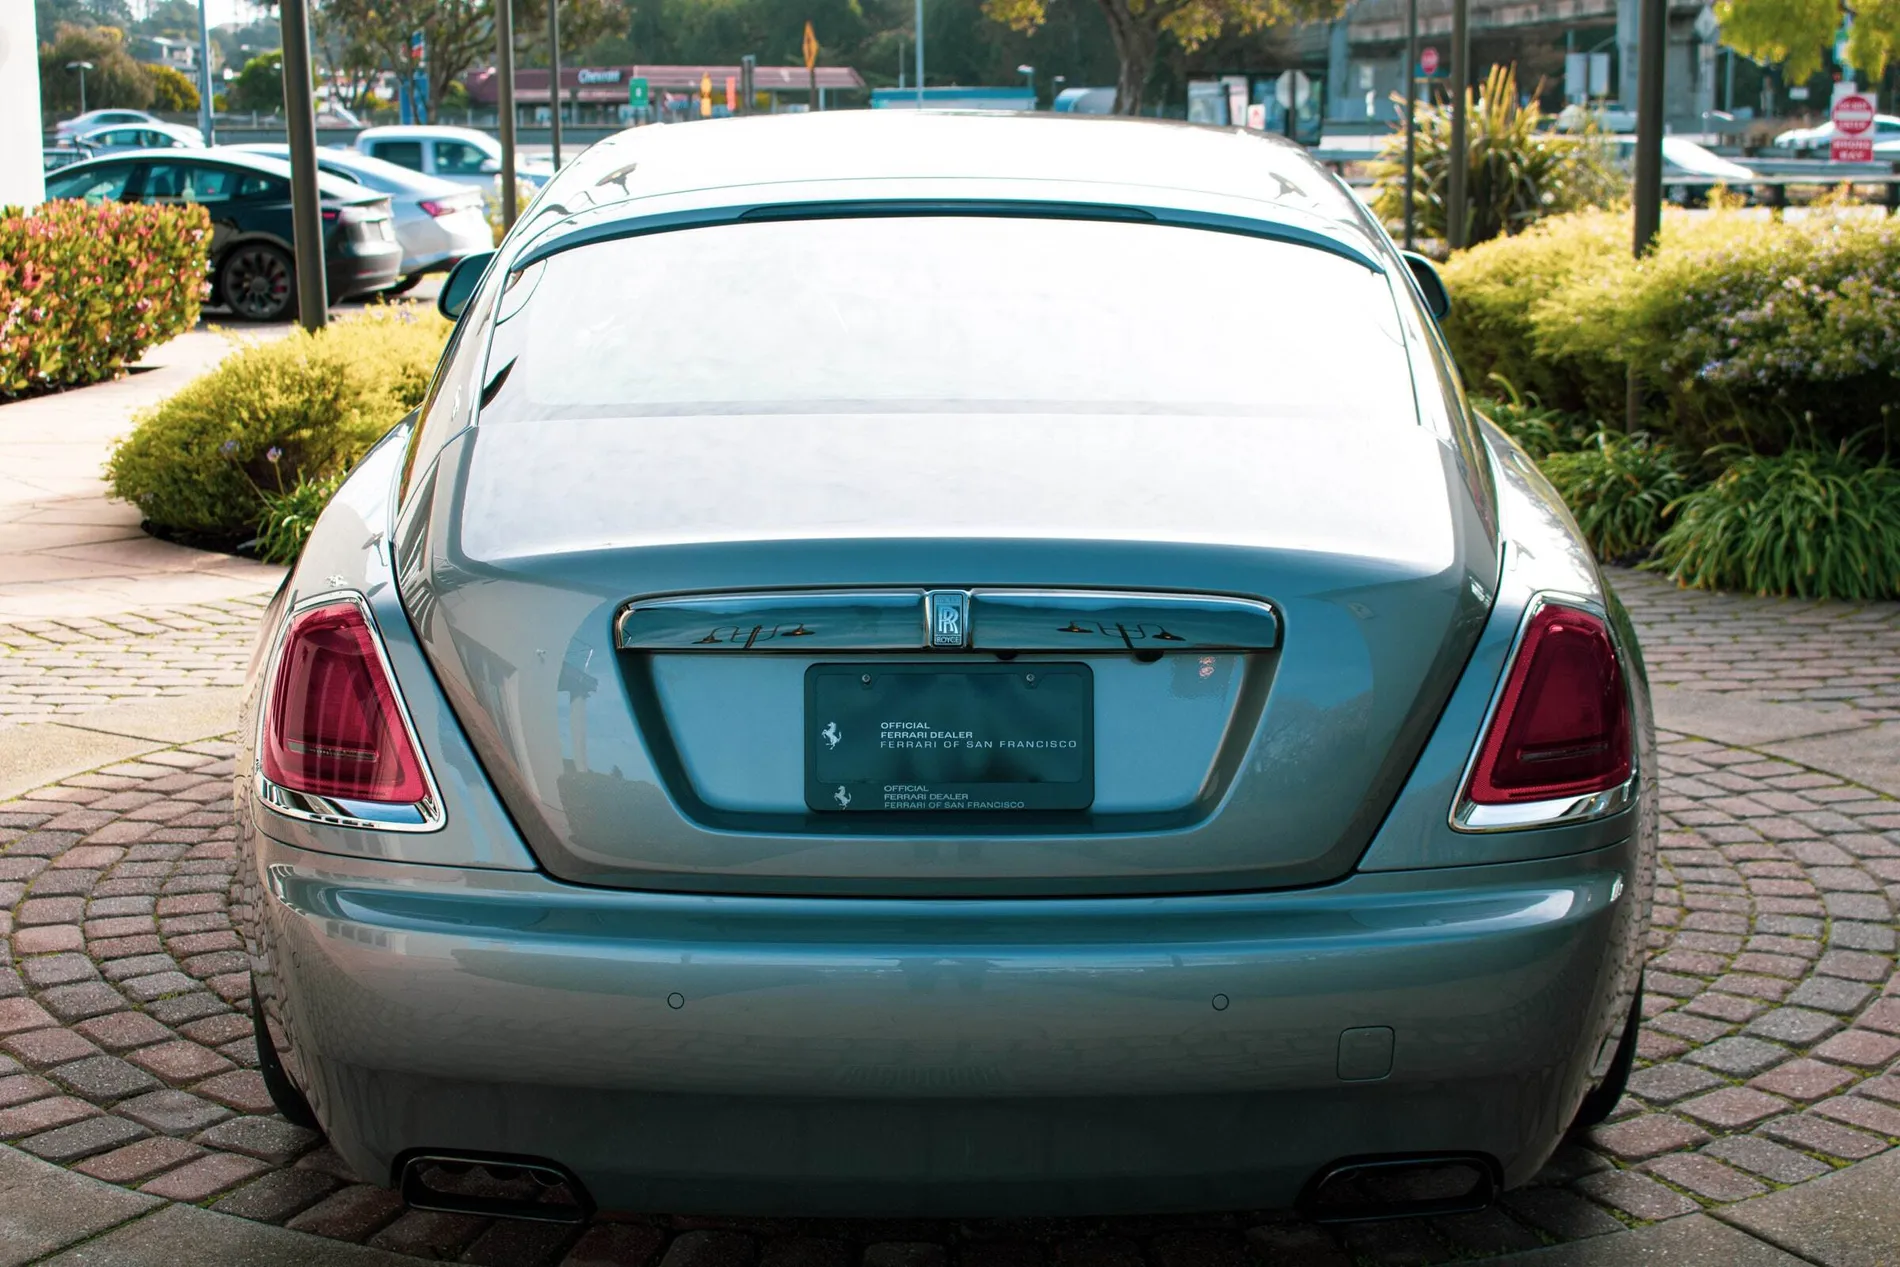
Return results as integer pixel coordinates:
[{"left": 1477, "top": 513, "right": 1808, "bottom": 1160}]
[
  {"left": 220, "top": 439, "right": 239, "bottom": 456},
  {"left": 266, "top": 446, "right": 283, "bottom": 463}
]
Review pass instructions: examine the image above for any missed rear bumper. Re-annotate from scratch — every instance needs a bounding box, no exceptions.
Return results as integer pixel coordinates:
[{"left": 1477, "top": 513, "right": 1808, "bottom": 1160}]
[
  {"left": 326, "top": 241, "right": 403, "bottom": 299},
  {"left": 245, "top": 834, "right": 1639, "bottom": 1217}
]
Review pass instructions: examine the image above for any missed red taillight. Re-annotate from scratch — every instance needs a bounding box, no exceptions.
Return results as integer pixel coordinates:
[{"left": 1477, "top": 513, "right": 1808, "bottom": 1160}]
[
  {"left": 1466, "top": 603, "right": 1631, "bottom": 804},
  {"left": 261, "top": 602, "right": 427, "bottom": 804},
  {"left": 419, "top": 198, "right": 457, "bottom": 217},
  {"left": 320, "top": 208, "right": 339, "bottom": 224}
]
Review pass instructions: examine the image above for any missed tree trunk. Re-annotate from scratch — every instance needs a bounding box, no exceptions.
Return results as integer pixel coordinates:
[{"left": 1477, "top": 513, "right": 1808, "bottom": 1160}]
[{"left": 1095, "top": 0, "right": 1159, "bottom": 115}]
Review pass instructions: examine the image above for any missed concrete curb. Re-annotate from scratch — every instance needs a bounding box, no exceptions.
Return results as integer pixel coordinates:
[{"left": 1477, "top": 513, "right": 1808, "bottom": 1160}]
[
  {"left": 0, "top": 689, "right": 244, "bottom": 802},
  {"left": 1651, "top": 686, "right": 1900, "bottom": 794}
]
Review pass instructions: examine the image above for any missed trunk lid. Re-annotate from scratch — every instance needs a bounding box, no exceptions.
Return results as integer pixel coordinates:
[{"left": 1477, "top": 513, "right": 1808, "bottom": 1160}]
[{"left": 398, "top": 412, "right": 1496, "bottom": 896}]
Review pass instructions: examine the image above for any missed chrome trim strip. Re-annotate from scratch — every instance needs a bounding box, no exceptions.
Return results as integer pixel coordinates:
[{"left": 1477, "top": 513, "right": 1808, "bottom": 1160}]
[
  {"left": 614, "top": 589, "right": 1281, "bottom": 653},
  {"left": 253, "top": 590, "right": 447, "bottom": 834},
  {"left": 1453, "top": 776, "right": 1636, "bottom": 832},
  {"left": 616, "top": 590, "right": 928, "bottom": 652},
  {"left": 1447, "top": 588, "right": 1636, "bottom": 834},
  {"left": 969, "top": 590, "right": 1279, "bottom": 652}
]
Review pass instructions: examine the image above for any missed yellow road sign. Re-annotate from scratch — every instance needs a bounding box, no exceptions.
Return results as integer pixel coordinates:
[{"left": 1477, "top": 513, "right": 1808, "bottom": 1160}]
[{"left": 803, "top": 21, "right": 819, "bottom": 71}]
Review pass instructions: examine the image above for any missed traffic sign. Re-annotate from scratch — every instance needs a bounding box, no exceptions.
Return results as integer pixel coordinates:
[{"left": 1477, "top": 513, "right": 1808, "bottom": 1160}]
[
  {"left": 803, "top": 21, "right": 819, "bottom": 71},
  {"left": 627, "top": 76, "right": 648, "bottom": 109},
  {"left": 1831, "top": 91, "right": 1877, "bottom": 161},
  {"left": 1419, "top": 46, "right": 1439, "bottom": 77}
]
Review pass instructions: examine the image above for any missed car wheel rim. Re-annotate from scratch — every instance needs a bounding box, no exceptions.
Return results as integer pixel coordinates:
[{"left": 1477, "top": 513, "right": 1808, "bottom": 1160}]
[{"left": 226, "top": 249, "right": 290, "bottom": 319}]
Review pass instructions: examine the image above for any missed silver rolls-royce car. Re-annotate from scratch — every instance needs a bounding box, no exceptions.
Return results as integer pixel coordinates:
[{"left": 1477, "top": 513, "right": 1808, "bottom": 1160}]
[{"left": 236, "top": 111, "right": 1655, "bottom": 1224}]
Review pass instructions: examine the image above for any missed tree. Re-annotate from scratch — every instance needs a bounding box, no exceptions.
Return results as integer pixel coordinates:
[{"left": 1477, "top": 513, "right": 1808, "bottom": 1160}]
[
  {"left": 148, "top": 62, "right": 202, "bottom": 112},
  {"left": 317, "top": 0, "right": 626, "bottom": 122},
  {"left": 38, "top": 23, "right": 156, "bottom": 113},
  {"left": 1716, "top": 0, "right": 1900, "bottom": 81},
  {"left": 983, "top": 0, "right": 1348, "bottom": 114},
  {"left": 228, "top": 49, "right": 285, "bottom": 113}
]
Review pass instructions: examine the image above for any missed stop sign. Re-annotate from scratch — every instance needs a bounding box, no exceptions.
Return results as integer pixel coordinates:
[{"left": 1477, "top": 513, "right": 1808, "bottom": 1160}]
[
  {"left": 1419, "top": 46, "right": 1440, "bottom": 76},
  {"left": 1834, "top": 94, "right": 1876, "bottom": 134}
]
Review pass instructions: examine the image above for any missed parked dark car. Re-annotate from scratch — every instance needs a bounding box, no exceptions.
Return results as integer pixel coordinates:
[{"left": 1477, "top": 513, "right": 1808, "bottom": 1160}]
[{"left": 42, "top": 150, "right": 403, "bottom": 321}]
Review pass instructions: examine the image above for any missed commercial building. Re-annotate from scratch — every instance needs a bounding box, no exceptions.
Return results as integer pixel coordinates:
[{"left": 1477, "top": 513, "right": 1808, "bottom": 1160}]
[
  {"left": 465, "top": 64, "right": 869, "bottom": 122},
  {"left": 1191, "top": 0, "right": 1762, "bottom": 135}
]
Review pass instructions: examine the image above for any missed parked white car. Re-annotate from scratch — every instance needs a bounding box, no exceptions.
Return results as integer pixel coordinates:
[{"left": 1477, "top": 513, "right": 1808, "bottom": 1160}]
[
  {"left": 71, "top": 121, "right": 206, "bottom": 157},
  {"left": 230, "top": 144, "right": 492, "bottom": 291},
  {"left": 352, "top": 126, "right": 554, "bottom": 194},
  {"left": 1773, "top": 115, "right": 1900, "bottom": 149},
  {"left": 55, "top": 108, "right": 202, "bottom": 144}
]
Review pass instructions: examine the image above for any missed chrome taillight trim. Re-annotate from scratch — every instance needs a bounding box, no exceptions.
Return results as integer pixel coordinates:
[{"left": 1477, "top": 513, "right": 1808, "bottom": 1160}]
[
  {"left": 253, "top": 590, "right": 447, "bottom": 834},
  {"left": 614, "top": 589, "right": 1281, "bottom": 654},
  {"left": 1453, "top": 776, "right": 1637, "bottom": 832},
  {"left": 1447, "top": 591, "right": 1637, "bottom": 835}
]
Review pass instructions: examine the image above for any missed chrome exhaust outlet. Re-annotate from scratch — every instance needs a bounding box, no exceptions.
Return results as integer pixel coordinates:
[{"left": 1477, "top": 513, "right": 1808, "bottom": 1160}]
[
  {"left": 1297, "top": 1152, "right": 1500, "bottom": 1224},
  {"left": 396, "top": 1150, "right": 594, "bottom": 1224}
]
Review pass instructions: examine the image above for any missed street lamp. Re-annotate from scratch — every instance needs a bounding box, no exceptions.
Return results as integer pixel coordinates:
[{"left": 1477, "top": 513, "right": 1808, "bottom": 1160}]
[
  {"left": 66, "top": 60, "right": 95, "bottom": 115},
  {"left": 914, "top": 0, "right": 924, "bottom": 107}
]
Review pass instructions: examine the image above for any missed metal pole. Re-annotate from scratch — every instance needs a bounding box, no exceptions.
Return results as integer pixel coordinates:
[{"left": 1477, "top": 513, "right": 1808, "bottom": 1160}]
[
  {"left": 497, "top": 0, "right": 518, "bottom": 229},
  {"left": 1403, "top": 0, "right": 1418, "bottom": 249},
  {"left": 196, "top": 0, "right": 215, "bottom": 144},
  {"left": 1632, "top": 0, "right": 1665, "bottom": 255},
  {"left": 279, "top": 0, "right": 327, "bottom": 331},
  {"left": 810, "top": 63, "right": 819, "bottom": 111},
  {"left": 1447, "top": 0, "right": 1469, "bottom": 249},
  {"left": 78, "top": 68, "right": 87, "bottom": 115},
  {"left": 914, "top": 0, "right": 925, "bottom": 106},
  {"left": 1629, "top": 0, "right": 1666, "bottom": 430},
  {"left": 547, "top": 0, "right": 562, "bottom": 167},
  {"left": 741, "top": 54, "right": 755, "bottom": 115}
]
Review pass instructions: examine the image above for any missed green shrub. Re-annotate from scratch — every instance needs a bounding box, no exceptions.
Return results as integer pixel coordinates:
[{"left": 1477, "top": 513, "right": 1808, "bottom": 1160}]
[
  {"left": 254, "top": 469, "right": 348, "bottom": 564},
  {"left": 1469, "top": 380, "right": 1594, "bottom": 460},
  {"left": 1648, "top": 445, "right": 1900, "bottom": 601},
  {"left": 1563, "top": 213, "right": 1900, "bottom": 454},
  {"left": 1, "top": 200, "right": 210, "bottom": 396},
  {"left": 107, "top": 306, "right": 450, "bottom": 542},
  {"left": 1441, "top": 209, "right": 1900, "bottom": 454},
  {"left": 1440, "top": 209, "right": 1631, "bottom": 417},
  {"left": 1368, "top": 65, "right": 1625, "bottom": 247},
  {"left": 1540, "top": 431, "right": 1695, "bottom": 563}
]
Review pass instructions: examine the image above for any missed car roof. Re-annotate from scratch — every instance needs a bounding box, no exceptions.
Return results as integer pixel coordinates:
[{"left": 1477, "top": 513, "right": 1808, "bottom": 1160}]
[
  {"left": 357, "top": 125, "right": 496, "bottom": 143},
  {"left": 50, "top": 149, "right": 382, "bottom": 201},
  {"left": 233, "top": 143, "right": 468, "bottom": 194},
  {"left": 79, "top": 121, "right": 198, "bottom": 140},
  {"left": 524, "top": 112, "right": 1379, "bottom": 260}
]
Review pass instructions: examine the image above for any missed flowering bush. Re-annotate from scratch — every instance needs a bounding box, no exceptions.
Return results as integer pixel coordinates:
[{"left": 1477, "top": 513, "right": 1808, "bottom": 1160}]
[
  {"left": 1, "top": 199, "right": 211, "bottom": 396},
  {"left": 107, "top": 307, "right": 450, "bottom": 544},
  {"left": 1443, "top": 209, "right": 1900, "bottom": 454}
]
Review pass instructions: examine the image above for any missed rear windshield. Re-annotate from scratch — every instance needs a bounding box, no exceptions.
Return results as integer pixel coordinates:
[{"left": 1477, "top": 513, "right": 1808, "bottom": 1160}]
[{"left": 478, "top": 216, "right": 1417, "bottom": 422}]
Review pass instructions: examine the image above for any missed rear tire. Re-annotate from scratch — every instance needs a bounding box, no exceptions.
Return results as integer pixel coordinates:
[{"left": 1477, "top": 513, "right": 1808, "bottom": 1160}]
[
  {"left": 1570, "top": 982, "right": 1642, "bottom": 1134},
  {"left": 251, "top": 978, "right": 320, "bottom": 1129},
  {"left": 219, "top": 244, "right": 296, "bottom": 322}
]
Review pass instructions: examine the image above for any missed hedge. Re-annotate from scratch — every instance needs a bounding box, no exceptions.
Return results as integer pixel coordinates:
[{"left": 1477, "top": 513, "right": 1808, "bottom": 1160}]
[
  {"left": 1442, "top": 208, "right": 1900, "bottom": 455},
  {"left": 1, "top": 199, "right": 211, "bottom": 397},
  {"left": 107, "top": 307, "right": 451, "bottom": 544}
]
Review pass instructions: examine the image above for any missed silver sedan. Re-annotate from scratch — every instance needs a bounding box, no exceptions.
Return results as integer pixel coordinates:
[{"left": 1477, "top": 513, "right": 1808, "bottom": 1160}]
[
  {"left": 229, "top": 144, "right": 491, "bottom": 291},
  {"left": 236, "top": 111, "right": 1655, "bottom": 1226}
]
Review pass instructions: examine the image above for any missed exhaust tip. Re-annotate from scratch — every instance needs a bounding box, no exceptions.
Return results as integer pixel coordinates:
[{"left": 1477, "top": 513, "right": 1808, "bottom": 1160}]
[
  {"left": 397, "top": 1151, "right": 595, "bottom": 1224},
  {"left": 1297, "top": 1153, "right": 1500, "bottom": 1224}
]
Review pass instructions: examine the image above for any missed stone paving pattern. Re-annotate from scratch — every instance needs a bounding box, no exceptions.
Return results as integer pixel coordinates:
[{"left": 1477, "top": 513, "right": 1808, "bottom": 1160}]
[
  {"left": 0, "top": 573, "right": 1894, "bottom": 1266},
  {"left": 0, "top": 598, "right": 269, "bottom": 728},
  {"left": 1615, "top": 569, "right": 1900, "bottom": 722}
]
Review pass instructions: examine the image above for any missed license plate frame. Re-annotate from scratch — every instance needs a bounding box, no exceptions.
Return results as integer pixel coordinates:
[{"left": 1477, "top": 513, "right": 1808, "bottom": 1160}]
[{"left": 806, "top": 663, "right": 1093, "bottom": 813}]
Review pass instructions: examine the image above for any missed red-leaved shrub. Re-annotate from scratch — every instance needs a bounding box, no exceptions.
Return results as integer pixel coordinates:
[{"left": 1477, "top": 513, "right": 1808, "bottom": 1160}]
[{"left": 0, "top": 199, "right": 211, "bottom": 397}]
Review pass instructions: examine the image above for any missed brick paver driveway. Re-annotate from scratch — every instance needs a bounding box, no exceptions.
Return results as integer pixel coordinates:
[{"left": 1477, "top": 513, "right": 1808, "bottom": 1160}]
[{"left": 1, "top": 568, "right": 1896, "bottom": 1266}]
